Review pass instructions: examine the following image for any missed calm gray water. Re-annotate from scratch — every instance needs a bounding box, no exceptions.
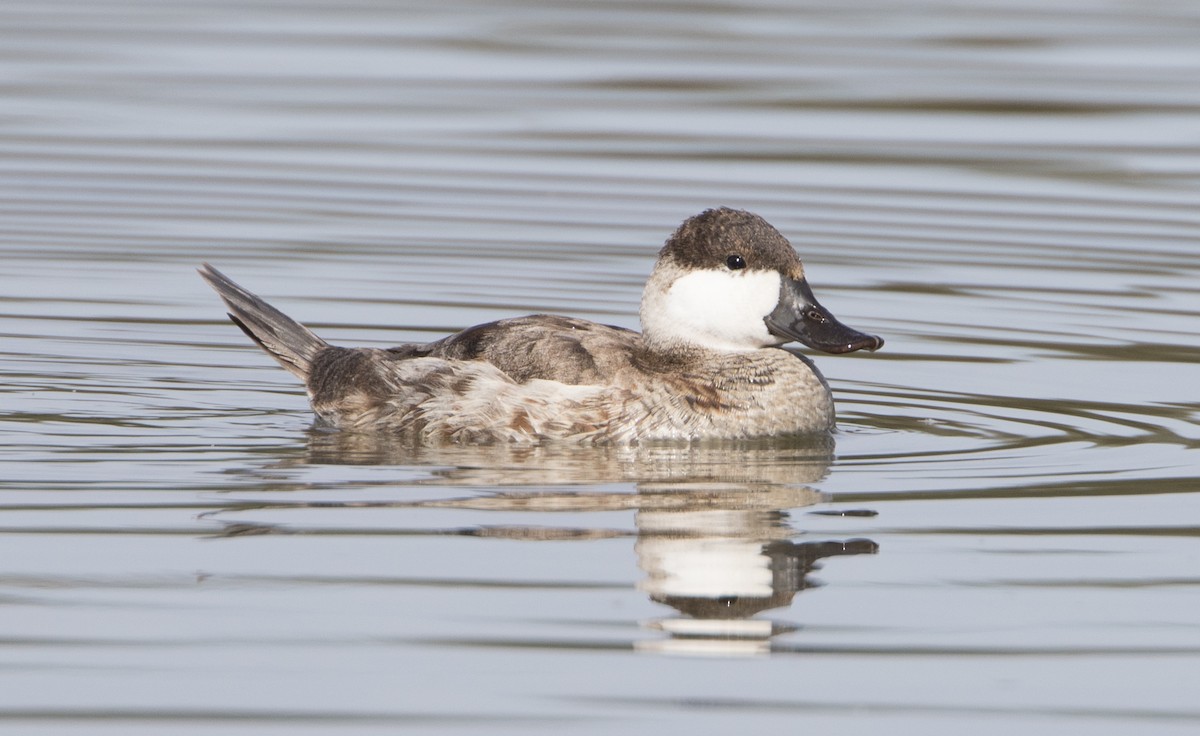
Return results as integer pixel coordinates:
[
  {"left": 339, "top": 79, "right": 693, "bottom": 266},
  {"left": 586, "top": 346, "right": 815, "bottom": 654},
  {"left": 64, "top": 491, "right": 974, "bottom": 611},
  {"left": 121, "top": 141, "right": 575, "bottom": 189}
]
[{"left": 2, "top": 0, "right": 1199, "bottom": 733}]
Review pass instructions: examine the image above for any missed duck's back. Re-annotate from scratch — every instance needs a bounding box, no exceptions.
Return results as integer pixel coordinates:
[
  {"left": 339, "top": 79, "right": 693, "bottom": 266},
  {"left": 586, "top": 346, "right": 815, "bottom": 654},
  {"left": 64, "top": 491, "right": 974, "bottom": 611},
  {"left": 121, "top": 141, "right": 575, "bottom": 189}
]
[
  {"left": 305, "top": 315, "right": 645, "bottom": 441},
  {"left": 404, "top": 314, "right": 643, "bottom": 385}
]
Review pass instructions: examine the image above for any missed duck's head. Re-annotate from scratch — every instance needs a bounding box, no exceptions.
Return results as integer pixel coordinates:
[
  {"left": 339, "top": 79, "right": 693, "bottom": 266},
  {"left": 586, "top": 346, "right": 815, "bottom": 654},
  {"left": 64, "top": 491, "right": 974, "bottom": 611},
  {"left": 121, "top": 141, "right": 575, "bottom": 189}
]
[{"left": 640, "top": 208, "right": 884, "bottom": 354}]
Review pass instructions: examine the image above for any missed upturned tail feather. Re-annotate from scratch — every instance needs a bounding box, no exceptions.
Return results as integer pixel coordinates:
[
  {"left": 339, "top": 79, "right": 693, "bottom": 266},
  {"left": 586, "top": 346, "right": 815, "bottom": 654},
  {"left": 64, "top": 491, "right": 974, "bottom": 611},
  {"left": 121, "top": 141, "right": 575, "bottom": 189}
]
[{"left": 198, "top": 263, "right": 328, "bottom": 381}]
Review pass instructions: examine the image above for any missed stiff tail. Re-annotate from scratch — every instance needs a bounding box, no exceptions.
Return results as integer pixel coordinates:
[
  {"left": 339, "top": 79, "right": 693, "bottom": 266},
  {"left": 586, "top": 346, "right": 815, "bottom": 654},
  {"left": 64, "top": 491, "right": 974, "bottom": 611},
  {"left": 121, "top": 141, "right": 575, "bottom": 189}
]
[{"left": 198, "top": 263, "right": 328, "bottom": 381}]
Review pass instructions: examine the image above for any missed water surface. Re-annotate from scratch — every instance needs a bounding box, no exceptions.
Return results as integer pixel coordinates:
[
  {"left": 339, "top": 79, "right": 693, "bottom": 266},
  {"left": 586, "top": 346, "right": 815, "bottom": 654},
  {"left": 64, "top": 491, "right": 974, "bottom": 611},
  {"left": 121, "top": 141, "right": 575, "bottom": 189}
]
[{"left": 2, "top": 1, "right": 1199, "bottom": 733}]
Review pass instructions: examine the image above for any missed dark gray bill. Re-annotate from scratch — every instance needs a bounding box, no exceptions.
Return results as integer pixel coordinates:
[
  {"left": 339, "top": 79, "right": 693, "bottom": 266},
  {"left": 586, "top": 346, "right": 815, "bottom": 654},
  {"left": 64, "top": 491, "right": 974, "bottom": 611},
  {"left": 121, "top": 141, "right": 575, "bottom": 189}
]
[{"left": 764, "top": 278, "right": 883, "bottom": 354}]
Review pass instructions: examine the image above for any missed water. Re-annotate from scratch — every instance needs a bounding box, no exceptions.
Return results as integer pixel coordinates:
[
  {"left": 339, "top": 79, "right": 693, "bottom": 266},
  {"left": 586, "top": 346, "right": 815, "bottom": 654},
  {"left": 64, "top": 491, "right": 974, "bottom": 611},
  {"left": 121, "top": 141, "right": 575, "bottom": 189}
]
[{"left": 2, "top": 0, "right": 1199, "bottom": 732}]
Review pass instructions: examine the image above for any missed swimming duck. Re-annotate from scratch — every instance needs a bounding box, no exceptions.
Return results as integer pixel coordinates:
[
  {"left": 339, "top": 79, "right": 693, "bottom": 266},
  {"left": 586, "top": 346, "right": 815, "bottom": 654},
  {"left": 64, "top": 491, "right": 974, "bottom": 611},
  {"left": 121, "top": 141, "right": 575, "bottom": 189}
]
[{"left": 199, "top": 207, "right": 881, "bottom": 443}]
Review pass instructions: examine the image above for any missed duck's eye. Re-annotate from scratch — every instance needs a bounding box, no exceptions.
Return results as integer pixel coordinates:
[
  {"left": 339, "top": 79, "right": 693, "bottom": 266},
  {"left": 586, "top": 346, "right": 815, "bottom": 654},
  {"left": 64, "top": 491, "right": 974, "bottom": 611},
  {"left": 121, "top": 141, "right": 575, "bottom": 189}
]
[{"left": 726, "top": 254, "right": 746, "bottom": 270}]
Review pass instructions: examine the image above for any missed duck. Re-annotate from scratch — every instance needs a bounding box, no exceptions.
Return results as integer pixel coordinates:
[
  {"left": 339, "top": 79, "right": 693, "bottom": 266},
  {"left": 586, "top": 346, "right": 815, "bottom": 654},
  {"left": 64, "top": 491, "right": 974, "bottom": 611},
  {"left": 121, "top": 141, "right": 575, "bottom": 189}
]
[{"left": 199, "top": 207, "right": 882, "bottom": 444}]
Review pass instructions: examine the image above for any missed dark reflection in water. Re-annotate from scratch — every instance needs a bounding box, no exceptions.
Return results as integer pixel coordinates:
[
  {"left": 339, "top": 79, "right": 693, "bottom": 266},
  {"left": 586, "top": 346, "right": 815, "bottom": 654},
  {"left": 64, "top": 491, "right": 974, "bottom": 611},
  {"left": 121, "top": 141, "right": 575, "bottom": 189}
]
[{"left": 304, "top": 428, "right": 837, "bottom": 485}]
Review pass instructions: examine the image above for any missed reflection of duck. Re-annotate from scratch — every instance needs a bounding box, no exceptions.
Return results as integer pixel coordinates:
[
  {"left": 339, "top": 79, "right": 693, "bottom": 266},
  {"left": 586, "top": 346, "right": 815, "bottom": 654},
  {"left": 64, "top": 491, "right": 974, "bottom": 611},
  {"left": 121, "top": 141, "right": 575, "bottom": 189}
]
[
  {"left": 303, "top": 428, "right": 836, "bottom": 488},
  {"left": 293, "top": 433, "right": 878, "bottom": 655},
  {"left": 200, "top": 207, "right": 881, "bottom": 443},
  {"left": 636, "top": 502, "right": 877, "bottom": 656}
]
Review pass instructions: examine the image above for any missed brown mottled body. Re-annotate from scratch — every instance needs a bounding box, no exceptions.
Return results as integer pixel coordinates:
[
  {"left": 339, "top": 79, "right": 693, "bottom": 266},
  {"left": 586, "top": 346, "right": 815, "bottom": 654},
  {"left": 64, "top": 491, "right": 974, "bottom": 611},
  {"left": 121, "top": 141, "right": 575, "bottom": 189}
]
[{"left": 298, "top": 318, "right": 833, "bottom": 443}]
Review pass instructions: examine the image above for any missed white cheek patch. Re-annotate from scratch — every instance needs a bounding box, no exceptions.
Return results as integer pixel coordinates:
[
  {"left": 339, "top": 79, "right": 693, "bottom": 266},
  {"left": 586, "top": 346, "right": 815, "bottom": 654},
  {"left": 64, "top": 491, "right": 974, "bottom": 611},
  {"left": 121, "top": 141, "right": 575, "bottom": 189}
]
[{"left": 656, "top": 269, "right": 782, "bottom": 351}]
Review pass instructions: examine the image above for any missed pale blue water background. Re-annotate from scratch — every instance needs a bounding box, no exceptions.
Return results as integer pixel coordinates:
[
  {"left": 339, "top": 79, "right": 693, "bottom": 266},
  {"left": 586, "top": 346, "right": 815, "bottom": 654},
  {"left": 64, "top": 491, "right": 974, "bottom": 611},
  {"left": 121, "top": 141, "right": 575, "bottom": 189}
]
[{"left": 2, "top": 1, "right": 1199, "bottom": 733}]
